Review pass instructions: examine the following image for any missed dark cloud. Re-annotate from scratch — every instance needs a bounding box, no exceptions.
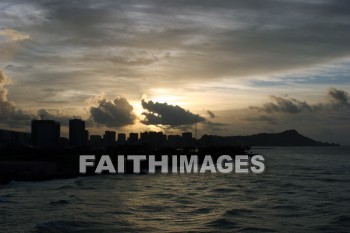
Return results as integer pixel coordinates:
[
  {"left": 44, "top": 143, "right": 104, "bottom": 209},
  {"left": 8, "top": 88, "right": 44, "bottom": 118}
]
[
  {"left": 141, "top": 99, "right": 205, "bottom": 126},
  {"left": 2, "top": 0, "right": 350, "bottom": 85},
  {"left": 323, "top": 88, "right": 350, "bottom": 120},
  {"left": 249, "top": 96, "right": 312, "bottom": 114},
  {"left": 1, "top": 0, "right": 350, "bottom": 144},
  {"left": 328, "top": 88, "right": 349, "bottom": 107},
  {"left": 90, "top": 97, "right": 136, "bottom": 128},
  {"left": 207, "top": 110, "right": 216, "bottom": 119},
  {"left": 249, "top": 88, "right": 350, "bottom": 121},
  {"left": 310, "top": 88, "right": 350, "bottom": 116}
]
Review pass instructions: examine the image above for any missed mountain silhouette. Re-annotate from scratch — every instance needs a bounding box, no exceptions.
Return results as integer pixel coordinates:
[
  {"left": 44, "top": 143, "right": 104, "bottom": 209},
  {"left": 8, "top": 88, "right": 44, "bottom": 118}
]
[{"left": 230, "top": 129, "right": 339, "bottom": 146}]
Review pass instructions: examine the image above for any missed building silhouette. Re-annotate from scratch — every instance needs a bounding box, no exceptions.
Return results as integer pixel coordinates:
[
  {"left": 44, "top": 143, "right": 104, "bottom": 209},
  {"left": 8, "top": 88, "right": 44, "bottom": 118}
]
[
  {"left": 0, "top": 129, "right": 31, "bottom": 147},
  {"left": 182, "top": 132, "right": 193, "bottom": 147},
  {"left": 128, "top": 132, "right": 138, "bottom": 144},
  {"left": 69, "top": 119, "right": 86, "bottom": 146},
  {"left": 31, "top": 120, "right": 60, "bottom": 148},
  {"left": 167, "top": 134, "right": 182, "bottom": 148},
  {"left": 104, "top": 131, "right": 116, "bottom": 146},
  {"left": 90, "top": 135, "right": 103, "bottom": 147},
  {"left": 117, "top": 133, "right": 126, "bottom": 144},
  {"left": 140, "top": 131, "right": 166, "bottom": 148},
  {"left": 84, "top": 130, "right": 89, "bottom": 145}
]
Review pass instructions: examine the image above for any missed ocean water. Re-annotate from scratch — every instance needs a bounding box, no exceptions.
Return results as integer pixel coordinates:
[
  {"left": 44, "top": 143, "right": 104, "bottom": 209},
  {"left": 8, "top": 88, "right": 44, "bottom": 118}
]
[{"left": 1, "top": 147, "right": 350, "bottom": 233}]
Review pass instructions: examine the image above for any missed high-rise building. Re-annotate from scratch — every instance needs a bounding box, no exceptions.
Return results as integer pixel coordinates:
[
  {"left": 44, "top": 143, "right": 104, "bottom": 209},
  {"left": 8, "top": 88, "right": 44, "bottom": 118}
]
[
  {"left": 104, "top": 131, "right": 116, "bottom": 146},
  {"left": 182, "top": 132, "right": 193, "bottom": 147},
  {"left": 201, "top": 134, "right": 214, "bottom": 147},
  {"left": 167, "top": 134, "right": 182, "bottom": 148},
  {"left": 84, "top": 130, "right": 89, "bottom": 145},
  {"left": 117, "top": 133, "right": 126, "bottom": 144},
  {"left": 90, "top": 135, "right": 103, "bottom": 147},
  {"left": 140, "top": 131, "right": 166, "bottom": 148},
  {"left": 69, "top": 119, "right": 86, "bottom": 146},
  {"left": 128, "top": 132, "right": 138, "bottom": 144},
  {"left": 31, "top": 120, "right": 60, "bottom": 148}
]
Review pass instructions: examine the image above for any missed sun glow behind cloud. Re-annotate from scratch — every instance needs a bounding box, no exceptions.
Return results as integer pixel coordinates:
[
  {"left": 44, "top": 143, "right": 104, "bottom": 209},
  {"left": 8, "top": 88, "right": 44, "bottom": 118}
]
[
  {"left": 147, "top": 88, "right": 187, "bottom": 106},
  {"left": 0, "top": 0, "right": 350, "bottom": 143}
]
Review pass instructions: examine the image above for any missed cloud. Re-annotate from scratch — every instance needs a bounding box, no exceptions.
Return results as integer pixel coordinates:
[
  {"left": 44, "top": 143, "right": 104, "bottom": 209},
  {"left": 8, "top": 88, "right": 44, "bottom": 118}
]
[
  {"left": 328, "top": 88, "right": 349, "bottom": 107},
  {"left": 1, "top": 0, "right": 350, "bottom": 121},
  {"left": 0, "top": 0, "right": 349, "bottom": 144},
  {"left": 141, "top": 99, "right": 205, "bottom": 127},
  {"left": 322, "top": 88, "right": 350, "bottom": 120},
  {"left": 0, "top": 69, "right": 83, "bottom": 128},
  {"left": 0, "top": 69, "right": 35, "bottom": 128},
  {"left": 249, "top": 96, "right": 312, "bottom": 114},
  {"left": 0, "top": 29, "right": 30, "bottom": 42},
  {"left": 3, "top": 0, "right": 350, "bottom": 83},
  {"left": 36, "top": 109, "right": 78, "bottom": 126},
  {"left": 0, "top": 69, "right": 16, "bottom": 120},
  {"left": 106, "top": 55, "right": 159, "bottom": 66},
  {"left": 207, "top": 110, "right": 216, "bottom": 119},
  {"left": 0, "top": 69, "right": 12, "bottom": 86},
  {"left": 90, "top": 96, "right": 136, "bottom": 128},
  {"left": 249, "top": 88, "right": 350, "bottom": 120},
  {"left": 0, "top": 28, "right": 30, "bottom": 61}
]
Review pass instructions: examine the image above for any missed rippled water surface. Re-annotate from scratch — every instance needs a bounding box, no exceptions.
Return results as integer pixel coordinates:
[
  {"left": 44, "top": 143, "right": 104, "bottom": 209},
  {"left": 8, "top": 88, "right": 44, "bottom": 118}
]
[{"left": 1, "top": 147, "right": 350, "bottom": 232}]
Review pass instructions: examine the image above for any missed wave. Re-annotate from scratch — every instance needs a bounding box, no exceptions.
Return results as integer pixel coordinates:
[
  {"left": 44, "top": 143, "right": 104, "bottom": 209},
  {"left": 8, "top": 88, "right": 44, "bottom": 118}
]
[
  {"left": 49, "top": 200, "right": 70, "bottom": 206},
  {"left": 331, "top": 215, "right": 350, "bottom": 226},
  {"left": 238, "top": 226, "right": 277, "bottom": 232},
  {"left": 207, "top": 218, "right": 237, "bottom": 228},
  {"left": 223, "top": 208, "right": 254, "bottom": 217},
  {"left": 0, "top": 199, "right": 17, "bottom": 204},
  {"left": 54, "top": 185, "right": 74, "bottom": 190},
  {"left": 74, "top": 180, "right": 84, "bottom": 186},
  {"left": 0, "top": 194, "right": 13, "bottom": 198},
  {"left": 190, "top": 207, "right": 212, "bottom": 214},
  {"left": 212, "top": 188, "right": 235, "bottom": 193},
  {"left": 35, "top": 220, "right": 100, "bottom": 233},
  {"left": 271, "top": 204, "right": 300, "bottom": 210}
]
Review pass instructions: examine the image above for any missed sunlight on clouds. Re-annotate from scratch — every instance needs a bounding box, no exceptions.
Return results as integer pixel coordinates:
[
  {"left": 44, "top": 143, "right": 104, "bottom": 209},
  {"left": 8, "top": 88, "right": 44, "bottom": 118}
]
[
  {"left": 133, "top": 89, "right": 190, "bottom": 124},
  {"left": 0, "top": 0, "right": 349, "bottom": 144},
  {"left": 130, "top": 100, "right": 144, "bottom": 118},
  {"left": 0, "top": 29, "right": 30, "bottom": 62},
  {"left": 0, "top": 29, "right": 30, "bottom": 42}
]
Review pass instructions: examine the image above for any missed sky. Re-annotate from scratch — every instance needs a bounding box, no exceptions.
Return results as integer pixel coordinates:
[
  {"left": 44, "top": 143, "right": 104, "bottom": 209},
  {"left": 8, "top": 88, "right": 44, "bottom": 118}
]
[{"left": 0, "top": 0, "right": 350, "bottom": 144}]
